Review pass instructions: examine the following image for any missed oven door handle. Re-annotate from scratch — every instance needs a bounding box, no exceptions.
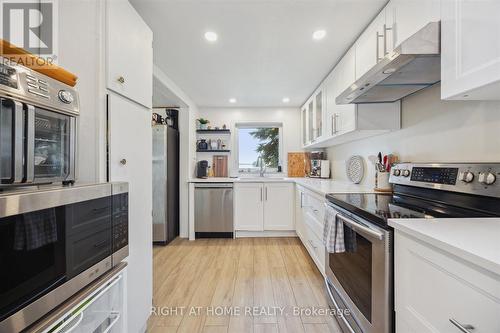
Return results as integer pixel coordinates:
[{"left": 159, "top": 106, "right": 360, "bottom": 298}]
[
  {"left": 25, "top": 105, "right": 35, "bottom": 183},
  {"left": 325, "top": 277, "right": 356, "bottom": 333},
  {"left": 337, "top": 214, "right": 385, "bottom": 240}
]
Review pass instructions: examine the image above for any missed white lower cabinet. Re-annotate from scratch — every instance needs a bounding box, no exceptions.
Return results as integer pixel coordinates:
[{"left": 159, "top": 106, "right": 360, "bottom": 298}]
[
  {"left": 394, "top": 231, "right": 500, "bottom": 333},
  {"left": 295, "top": 186, "right": 326, "bottom": 274},
  {"left": 107, "top": 92, "right": 152, "bottom": 333},
  {"left": 234, "top": 183, "right": 264, "bottom": 231},
  {"left": 234, "top": 182, "right": 294, "bottom": 231}
]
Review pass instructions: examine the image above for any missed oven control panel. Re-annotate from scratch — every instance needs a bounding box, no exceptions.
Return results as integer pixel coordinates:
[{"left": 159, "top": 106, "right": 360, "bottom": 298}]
[
  {"left": 390, "top": 163, "right": 500, "bottom": 197},
  {"left": 0, "top": 57, "right": 79, "bottom": 115}
]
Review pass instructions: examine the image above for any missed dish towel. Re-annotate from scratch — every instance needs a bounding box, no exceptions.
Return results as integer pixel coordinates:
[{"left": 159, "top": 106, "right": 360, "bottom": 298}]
[
  {"left": 323, "top": 204, "right": 345, "bottom": 253},
  {"left": 14, "top": 209, "right": 58, "bottom": 251}
]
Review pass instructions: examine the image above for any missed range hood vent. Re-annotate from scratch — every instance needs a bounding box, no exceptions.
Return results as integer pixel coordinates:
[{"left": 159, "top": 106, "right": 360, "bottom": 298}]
[{"left": 337, "top": 22, "right": 441, "bottom": 104}]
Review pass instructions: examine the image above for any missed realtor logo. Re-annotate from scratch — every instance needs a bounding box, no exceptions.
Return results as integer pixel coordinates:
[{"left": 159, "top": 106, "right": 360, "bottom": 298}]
[{"left": 1, "top": 0, "right": 58, "bottom": 66}]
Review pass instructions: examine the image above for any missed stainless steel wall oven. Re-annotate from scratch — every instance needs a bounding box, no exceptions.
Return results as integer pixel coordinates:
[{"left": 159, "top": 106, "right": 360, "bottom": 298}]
[
  {"left": 0, "top": 57, "right": 79, "bottom": 186},
  {"left": 0, "top": 182, "right": 129, "bottom": 332}
]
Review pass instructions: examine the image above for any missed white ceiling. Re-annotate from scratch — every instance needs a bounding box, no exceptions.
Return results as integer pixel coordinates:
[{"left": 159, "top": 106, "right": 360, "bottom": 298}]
[{"left": 131, "top": 0, "right": 387, "bottom": 107}]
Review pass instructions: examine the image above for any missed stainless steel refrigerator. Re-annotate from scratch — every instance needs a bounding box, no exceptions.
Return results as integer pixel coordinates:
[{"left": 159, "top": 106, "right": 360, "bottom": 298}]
[{"left": 152, "top": 124, "right": 179, "bottom": 244}]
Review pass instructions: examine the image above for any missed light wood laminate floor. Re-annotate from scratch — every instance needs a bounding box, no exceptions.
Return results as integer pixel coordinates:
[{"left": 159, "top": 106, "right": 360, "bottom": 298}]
[{"left": 148, "top": 237, "right": 342, "bottom": 333}]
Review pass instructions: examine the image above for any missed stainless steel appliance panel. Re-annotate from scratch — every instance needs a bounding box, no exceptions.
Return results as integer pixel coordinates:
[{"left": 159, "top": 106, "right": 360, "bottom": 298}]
[
  {"left": 152, "top": 125, "right": 179, "bottom": 244},
  {"left": 194, "top": 183, "right": 233, "bottom": 234},
  {"left": 325, "top": 203, "right": 392, "bottom": 333},
  {"left": 0, "top": 182, "right": 129, "bottom": 332}
]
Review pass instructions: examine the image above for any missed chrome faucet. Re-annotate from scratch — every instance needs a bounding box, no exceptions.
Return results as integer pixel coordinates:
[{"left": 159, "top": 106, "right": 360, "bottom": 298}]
[{"left": 256, "top": 156, "right": 266, "bottom": 177}]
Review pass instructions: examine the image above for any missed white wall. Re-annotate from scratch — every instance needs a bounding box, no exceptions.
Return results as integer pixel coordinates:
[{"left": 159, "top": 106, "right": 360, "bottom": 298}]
[
  {"left": 326, "top": 84, "right": 500, "bottom": 187},
  {"left": 198, "top": 107, "right": 302, "bottom": 176}
]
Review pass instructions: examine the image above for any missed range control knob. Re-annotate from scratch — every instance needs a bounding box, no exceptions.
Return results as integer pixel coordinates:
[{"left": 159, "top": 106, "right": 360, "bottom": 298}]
[
  {"left": 393, "top": 169, "right": 401, "bottom": 177},
  {"left": 402, "top": 169, "right": 411, "bottom": 177},
  {"left": 459, "top": 171, "right": 475, "bottom": 183},
  {"left": 58, "top": 90, "right": 74, "bottom": 104},
  {"left": 478, "top": 172, "right": 496, "bottom": 185}
]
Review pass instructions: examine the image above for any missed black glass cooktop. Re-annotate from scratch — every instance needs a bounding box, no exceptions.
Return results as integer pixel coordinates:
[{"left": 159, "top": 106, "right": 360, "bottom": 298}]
[{"left": 326, "top": 192, "right": 497, "bottom": 230}]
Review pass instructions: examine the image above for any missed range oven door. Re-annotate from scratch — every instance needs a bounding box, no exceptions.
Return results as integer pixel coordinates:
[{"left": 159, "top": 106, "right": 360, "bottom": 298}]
[
  {"left": 324, "top": 205, "right": 393, "bottom": 333},
  {"left": 33, "top": 107, "right": 76, "bottom": 184},
  {"left": 0, "top": 206, "right": 67, "bottom": 323}
]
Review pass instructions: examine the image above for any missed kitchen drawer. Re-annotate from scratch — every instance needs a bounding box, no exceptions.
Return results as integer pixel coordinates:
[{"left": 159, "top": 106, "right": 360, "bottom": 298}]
[
  {"left": 41, "top": 271, "right": 124, "bottom": 333},
  {"left": 301, "top": 188, "right": 325, "bottom": 223},
  {"left": 395, "top": 232, "right": 500, "bottom": 333},
  {"left": 304, "top": 210, "right": 323, "bottom": 241},
  {"left": 302, "top": 223, "right": 325, "bottom": 274}
]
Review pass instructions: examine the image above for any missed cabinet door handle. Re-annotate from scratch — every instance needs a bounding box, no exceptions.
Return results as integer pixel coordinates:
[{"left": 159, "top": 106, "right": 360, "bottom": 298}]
[
  {"left": 260, "top": 187, "right": 263, "bottom": 201},
  {"left": 300, "top": 192, "right": 304, "bottom": 207},
  {"left": 449, "top": 319, "right": 475, "bottom": 333},
  {"left": 376, "top": 31, "right": 384, "bottom": 62},
  {"left": 120, "top": 158, "right": 127, "bottom": 165},
  {"left": 117, "top": 76, "right": 125, "bottom": 84},
  {"left": 383, "top": 24, "right": 393, "bottom": 56},
  {"left": 265, "top": 187, "right": 268, "bottom": 201},
  {"left": 332, "top": 113, "right": 339, "bottom": 134}
]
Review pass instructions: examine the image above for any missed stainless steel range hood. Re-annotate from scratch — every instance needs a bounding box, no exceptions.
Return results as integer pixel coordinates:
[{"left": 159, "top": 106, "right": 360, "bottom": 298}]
[{"left": 337, "top": 22, "right": 440, "bottom": 104}]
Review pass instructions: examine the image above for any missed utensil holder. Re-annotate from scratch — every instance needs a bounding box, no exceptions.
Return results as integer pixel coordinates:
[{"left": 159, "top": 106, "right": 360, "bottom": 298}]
[{"left": 375, "top": 171, "right": 392, "bottom": 192}]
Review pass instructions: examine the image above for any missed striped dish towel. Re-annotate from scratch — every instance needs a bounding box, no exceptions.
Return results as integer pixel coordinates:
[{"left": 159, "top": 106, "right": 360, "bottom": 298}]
[{"left": 323, "top": 204, "right": 345, "bottom": 253}]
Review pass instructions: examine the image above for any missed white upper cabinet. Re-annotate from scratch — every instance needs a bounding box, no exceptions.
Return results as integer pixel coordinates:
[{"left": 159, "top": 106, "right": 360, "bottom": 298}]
[
  {"left": 441, "top": 0, "right": 500, "bottom": 100},
  {"left": 106, "top": 0, "right": 153, "bottom": 108},
  {"left": 355, "top": 10, "right": 386, "bottom": 79},
  {"left": 325, "top": 46, "right": 357, "bottom": 138},
  {"left": 388, "top": 0, "right": 441, "bottom": 50}
]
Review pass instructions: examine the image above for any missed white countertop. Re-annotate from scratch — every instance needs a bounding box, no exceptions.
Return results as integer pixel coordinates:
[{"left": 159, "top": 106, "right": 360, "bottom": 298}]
[
  {"left": 189, "top": 177, "right": 374, "bottom": 196},
  {"left": 389, "top": 218, "right": 500, "bottom": 276}
]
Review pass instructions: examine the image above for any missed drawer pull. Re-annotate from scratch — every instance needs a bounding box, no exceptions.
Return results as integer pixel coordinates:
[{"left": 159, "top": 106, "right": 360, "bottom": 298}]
[{"left": 449, "top": 318, "right": 475, "bottom": 333}]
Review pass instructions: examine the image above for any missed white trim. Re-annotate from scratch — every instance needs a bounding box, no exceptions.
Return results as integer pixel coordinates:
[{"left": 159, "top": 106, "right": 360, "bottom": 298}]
[{"left": 235, "top": 230, "right": 296, "bottom": 238}]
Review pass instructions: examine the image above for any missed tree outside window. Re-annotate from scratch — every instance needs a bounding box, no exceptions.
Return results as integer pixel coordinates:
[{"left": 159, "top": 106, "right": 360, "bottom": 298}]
[{"left": 238, "top": 126, "right": 281, "bottom": 173}]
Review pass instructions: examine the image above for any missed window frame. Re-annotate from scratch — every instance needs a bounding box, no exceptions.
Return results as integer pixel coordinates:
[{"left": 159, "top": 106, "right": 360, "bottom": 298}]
[{"left": 233, "top": 122, "right": 284, "bottom": 175}]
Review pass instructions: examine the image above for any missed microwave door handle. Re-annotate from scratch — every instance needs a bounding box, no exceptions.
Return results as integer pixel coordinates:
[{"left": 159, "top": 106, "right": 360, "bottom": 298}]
[
  {"left": 12, "top": 101, "right": 24, "bottom": 183},
  {"left": 336, "top": 214, "right": 385, "bottom": 240},
  {"left": 25, "top": 105, "right": 35, "bottom": 182}
]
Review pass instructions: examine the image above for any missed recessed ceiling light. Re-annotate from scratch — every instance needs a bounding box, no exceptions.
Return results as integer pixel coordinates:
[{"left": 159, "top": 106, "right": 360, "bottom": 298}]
[
  {"left": 282, "top": 97, "right": 290, "bottom": 103},
  {"left": 229, "top": 98, "right": 237, "bottom": 103},
  {"left": 204, "top": 31, "right": 218, "bottom": 42},
  {"left": 312, "top": 30, "right": 326, "bottom": 41}
]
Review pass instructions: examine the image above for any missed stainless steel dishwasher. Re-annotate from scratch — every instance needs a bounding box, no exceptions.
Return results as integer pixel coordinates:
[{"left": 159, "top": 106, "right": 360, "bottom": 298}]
[{"left": 194, "top": 183, "right": 233, "bottom": 238}]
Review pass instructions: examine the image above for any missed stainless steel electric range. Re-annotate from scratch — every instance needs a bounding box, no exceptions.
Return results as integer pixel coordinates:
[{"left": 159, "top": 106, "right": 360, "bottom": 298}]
[{"left": 324, "top": 163, "right": 500, "bottom": 333}]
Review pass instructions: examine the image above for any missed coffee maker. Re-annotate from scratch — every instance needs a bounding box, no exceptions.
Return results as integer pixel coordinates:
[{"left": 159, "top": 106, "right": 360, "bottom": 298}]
[
  {"left": 309, "top": 151, "right": 330, "bottom": 179},
  {"left": 197, "top": 160, "right": 209, "bottom": 178}
]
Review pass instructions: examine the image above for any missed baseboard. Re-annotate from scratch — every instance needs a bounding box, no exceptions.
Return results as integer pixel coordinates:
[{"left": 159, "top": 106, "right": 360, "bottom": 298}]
[{"left": 234, "top": 230, "right": 297, "bottom": 238}]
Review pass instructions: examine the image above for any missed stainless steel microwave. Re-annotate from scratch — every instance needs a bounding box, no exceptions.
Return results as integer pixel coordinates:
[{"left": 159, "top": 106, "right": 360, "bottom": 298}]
[
  {"left": 0, "top": 58, "right": 79, "bottom": 186},
  {"left": 0, "top": 182, "right": 129, "bottom": 333}
]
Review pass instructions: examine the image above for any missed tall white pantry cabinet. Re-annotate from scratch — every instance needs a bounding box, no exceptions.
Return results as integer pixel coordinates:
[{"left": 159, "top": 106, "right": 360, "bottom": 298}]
[{"left": 106, "top": 1, "right": 154, "bottom": 333}]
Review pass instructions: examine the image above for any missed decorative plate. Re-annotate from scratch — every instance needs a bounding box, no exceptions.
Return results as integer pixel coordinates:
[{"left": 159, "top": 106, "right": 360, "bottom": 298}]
[{"left": 346, "top": 155, "right": 364, "bottom": 184}]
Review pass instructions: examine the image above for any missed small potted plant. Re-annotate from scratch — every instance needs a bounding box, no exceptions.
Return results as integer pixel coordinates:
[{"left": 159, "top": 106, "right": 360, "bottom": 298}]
[{"left": 197, "top": 118, "right": 210, "bottom": 130}]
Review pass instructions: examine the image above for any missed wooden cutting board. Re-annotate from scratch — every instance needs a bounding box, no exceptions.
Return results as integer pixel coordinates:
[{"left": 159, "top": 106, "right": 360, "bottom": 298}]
[
  {"left": 1, "top": 39, "right": 78, "bottom": 87},
  {"left": 288, "top": 152, "right": 309, "bottom": 177},
  {"left": 213, "top": 155, "right": 228, "bottom": 177}
]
